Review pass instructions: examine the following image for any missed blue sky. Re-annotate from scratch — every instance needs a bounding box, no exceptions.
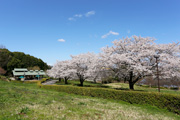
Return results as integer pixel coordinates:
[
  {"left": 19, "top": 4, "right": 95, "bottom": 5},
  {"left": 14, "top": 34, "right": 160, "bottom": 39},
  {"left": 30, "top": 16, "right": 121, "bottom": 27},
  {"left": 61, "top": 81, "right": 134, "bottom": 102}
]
[{"left": 0, "top": 0, "right": 180, "bottom": 65}]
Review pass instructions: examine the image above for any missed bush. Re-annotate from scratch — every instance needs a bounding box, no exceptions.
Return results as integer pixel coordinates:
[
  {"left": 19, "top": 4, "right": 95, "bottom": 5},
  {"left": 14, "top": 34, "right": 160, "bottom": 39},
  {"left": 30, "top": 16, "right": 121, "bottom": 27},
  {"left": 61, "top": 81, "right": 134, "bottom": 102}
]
[
  {"left": 37, "top": 81, "right": 180, "bottom": 115},
  {"left": 0, "top": 75, "right": 9, "bottom": 81}
]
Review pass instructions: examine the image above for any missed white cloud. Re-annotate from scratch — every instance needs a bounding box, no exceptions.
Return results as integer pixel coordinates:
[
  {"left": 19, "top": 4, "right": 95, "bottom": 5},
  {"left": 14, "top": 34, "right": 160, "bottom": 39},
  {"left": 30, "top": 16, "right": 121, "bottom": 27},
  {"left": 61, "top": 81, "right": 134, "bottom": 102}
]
[
  {"left": 127, "top": 30, "right": 131, "bottom": 34},
  {"left": 101, "top": 31, "right": 119, "bottom": 39},
  {"left": 68, "top": 17, "right": 75, "bottom": 21},
  {"left": 58, "top": 39, "right": 65, "bottom": 42},
  {"left": 68, "top": 11, "right": 95, "bottom": 21},
  {"left": 74, "top": 14, "right": 82, "bottom": 18},
  {"left": 101, "top": 34, "right": 108, "bottom": 39},
  {"left": 109, "top": 31, "right": 119, "bottom": 35},
  {"left": 85, "top": 11, "right": 95, "bottom": 17}
]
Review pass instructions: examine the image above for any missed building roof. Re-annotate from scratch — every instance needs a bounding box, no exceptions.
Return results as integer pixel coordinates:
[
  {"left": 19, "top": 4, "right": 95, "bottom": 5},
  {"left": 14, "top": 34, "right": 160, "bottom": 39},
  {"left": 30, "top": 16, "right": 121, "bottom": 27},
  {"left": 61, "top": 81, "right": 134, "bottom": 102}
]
[
  {"left": 12, "top": 68, "right": 46, "bottom": 76},
  {"left": 14, "top": 68, "right": 28, "bottom": 71}
]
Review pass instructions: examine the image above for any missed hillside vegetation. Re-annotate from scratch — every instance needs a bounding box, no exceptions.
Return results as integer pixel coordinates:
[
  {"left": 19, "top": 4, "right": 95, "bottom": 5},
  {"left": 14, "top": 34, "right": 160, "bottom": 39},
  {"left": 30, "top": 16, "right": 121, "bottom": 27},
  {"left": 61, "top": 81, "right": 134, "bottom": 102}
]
[{"left": 0, "top": 48, "right": 49, "bottom": 76}]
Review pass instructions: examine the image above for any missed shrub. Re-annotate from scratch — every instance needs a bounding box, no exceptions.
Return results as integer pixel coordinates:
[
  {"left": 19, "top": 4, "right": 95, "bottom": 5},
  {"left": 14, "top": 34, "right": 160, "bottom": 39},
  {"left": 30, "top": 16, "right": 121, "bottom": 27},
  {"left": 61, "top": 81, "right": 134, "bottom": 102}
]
[
  {"left": 0, "top": 75, "right": 9, "bottom": 81},
  {"left": 37, "top": 81, "right": 180, "bottom": 115}
]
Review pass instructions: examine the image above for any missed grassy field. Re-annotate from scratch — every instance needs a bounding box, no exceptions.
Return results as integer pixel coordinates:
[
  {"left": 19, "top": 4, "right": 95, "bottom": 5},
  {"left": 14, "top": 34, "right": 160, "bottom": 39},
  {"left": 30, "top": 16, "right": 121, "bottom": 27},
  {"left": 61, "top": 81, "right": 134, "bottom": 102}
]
[
  {"left": 56, "top": 80, "right": 108, "bottom": 87},
  {"left": 0, "top": 80, "right": 180, "bottom": 120},
  {"left": 105, "top": 83, "right": 180, "bottom": 95},
  {"left": 56, "top": 80, "right": 180, "bottom": 95}
]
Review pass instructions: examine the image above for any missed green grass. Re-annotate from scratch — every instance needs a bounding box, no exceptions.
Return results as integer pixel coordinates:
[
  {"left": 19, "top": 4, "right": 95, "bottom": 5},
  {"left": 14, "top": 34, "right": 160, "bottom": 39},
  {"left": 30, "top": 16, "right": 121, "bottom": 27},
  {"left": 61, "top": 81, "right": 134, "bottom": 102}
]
[
  {"left": 0, "top": 80, "right": 180, "bottom": 120},
  {"left": 105, "top": 83, "right": 180, "bottom": 95},
  {"left": 56, "top": 80, "right": 180, "bottom": 95},
  {"left": 56, "top": 80, "right": 109, "bottom": 88}
]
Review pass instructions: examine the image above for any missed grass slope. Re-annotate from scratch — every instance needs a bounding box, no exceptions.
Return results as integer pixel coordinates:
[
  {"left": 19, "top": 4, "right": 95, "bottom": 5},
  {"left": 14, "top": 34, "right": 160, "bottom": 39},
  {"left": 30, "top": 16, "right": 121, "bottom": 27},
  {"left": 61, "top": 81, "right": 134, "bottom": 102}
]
[{"left": 0, "top": 80, "right": 180, "bottom": 120}]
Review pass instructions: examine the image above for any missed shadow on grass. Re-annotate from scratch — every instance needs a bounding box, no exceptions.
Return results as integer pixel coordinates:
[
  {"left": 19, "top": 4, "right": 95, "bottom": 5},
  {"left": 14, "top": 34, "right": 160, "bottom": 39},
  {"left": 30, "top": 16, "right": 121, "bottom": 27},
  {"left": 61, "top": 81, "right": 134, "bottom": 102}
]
[
  {"left": 56, "top": 83, "right": 72, "bottom": 85},
  {"left": 73, "top": 84, "right": 111, "bottom": 88},
  {"left": 114, "top": 88, "right": 145, "bottom": 91},
  {"left": 55, "top": 81, "right": 147, "bottom": 91}
]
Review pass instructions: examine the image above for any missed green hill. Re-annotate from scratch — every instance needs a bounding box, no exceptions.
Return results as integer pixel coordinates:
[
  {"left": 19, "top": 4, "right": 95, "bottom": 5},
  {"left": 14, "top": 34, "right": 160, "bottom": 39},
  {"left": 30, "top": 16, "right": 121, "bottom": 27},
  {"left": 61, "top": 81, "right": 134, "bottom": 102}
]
[{"left": 0, "top": 48, "right": 49, "bottom": 76}]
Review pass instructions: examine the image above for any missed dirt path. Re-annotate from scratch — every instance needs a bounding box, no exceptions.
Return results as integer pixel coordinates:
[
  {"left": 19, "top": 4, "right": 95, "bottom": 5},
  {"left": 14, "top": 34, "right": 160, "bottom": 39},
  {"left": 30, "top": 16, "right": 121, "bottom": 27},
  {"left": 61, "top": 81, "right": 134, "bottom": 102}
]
[{"left": 42, "top": 80, "right": 58, "bottom": 85}]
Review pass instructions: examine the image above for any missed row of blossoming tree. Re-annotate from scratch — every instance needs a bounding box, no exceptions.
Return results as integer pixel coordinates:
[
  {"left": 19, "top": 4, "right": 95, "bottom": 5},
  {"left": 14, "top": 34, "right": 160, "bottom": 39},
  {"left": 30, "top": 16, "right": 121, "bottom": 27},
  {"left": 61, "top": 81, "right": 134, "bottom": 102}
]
[{"left": 47, "top": 36, "right": 180, "bottom": 90}]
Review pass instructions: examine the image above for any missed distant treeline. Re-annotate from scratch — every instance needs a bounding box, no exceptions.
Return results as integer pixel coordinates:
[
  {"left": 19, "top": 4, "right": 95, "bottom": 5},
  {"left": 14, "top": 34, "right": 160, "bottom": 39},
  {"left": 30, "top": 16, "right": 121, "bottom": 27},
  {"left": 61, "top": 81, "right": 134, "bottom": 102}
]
[{"left": 0, "top": 47, "right": 50, "bottom": 76}]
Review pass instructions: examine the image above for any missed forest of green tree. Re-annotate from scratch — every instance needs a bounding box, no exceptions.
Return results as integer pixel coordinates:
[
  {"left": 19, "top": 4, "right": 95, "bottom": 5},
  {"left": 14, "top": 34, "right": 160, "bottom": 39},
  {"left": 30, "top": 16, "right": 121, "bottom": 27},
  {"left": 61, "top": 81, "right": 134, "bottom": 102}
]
[{"left": 0, "top": 46, "right": 49, "bottom": 76}]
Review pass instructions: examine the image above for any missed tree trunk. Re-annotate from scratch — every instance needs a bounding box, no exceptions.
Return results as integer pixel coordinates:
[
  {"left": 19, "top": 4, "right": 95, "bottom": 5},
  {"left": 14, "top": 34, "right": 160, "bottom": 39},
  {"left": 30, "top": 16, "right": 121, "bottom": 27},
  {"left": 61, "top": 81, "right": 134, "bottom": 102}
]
[
  {"left": 128, "top": 71, "right": 142, "bottom": 90},
  {"left": 77, "top": 73, "right": 84, "bottom": 86},
  {"left": 59, "top": 78, "right": 61, "bottom": 82},
  {"left": 124, "top": 77, "right": 127, "bottom": 83},
  {"left": 129, "top": 82, "right": 134, "bottom": 90},
  {"left": 129, "top": 71, "right": 134, "bottom": 90},
  {"left": 80, "top": 78, "right": 84, "bottom": 86},
  {"left": 93, "top": 78, "right": 97, "bottom": 83},
  {"left": 64, "top": 77, "right": 68, "bottom": 84}
]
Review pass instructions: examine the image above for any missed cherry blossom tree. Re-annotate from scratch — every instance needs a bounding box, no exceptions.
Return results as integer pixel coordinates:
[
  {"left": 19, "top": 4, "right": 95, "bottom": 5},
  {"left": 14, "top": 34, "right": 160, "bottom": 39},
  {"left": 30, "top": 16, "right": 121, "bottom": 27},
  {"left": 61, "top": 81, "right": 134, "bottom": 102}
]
[
  {"left": 57, "top": 60, "right": 75, "bottom": 84},
  {"left": 100, "top": 49, "right": 129, "bottom": 83},
  {"left": 48, "top": 35, "right": 180, "bottom": 91},
  {"left": 154, "top": 43, "right": 180, "bottom": 79},
  {"left": 47, "top": 60, "right": 75, "bottom": 84},
  {"left": 47, "top": 62, "right": 60, "bottom": 79},
  {"left": 86, "top": 54, "right": 103, "bottom": 83},
  {"left": 101, "top": 36, "right": 180, "bottom": 90},
  {"left": 70, "top": 52, "right": 97, "bottom": 86}
]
